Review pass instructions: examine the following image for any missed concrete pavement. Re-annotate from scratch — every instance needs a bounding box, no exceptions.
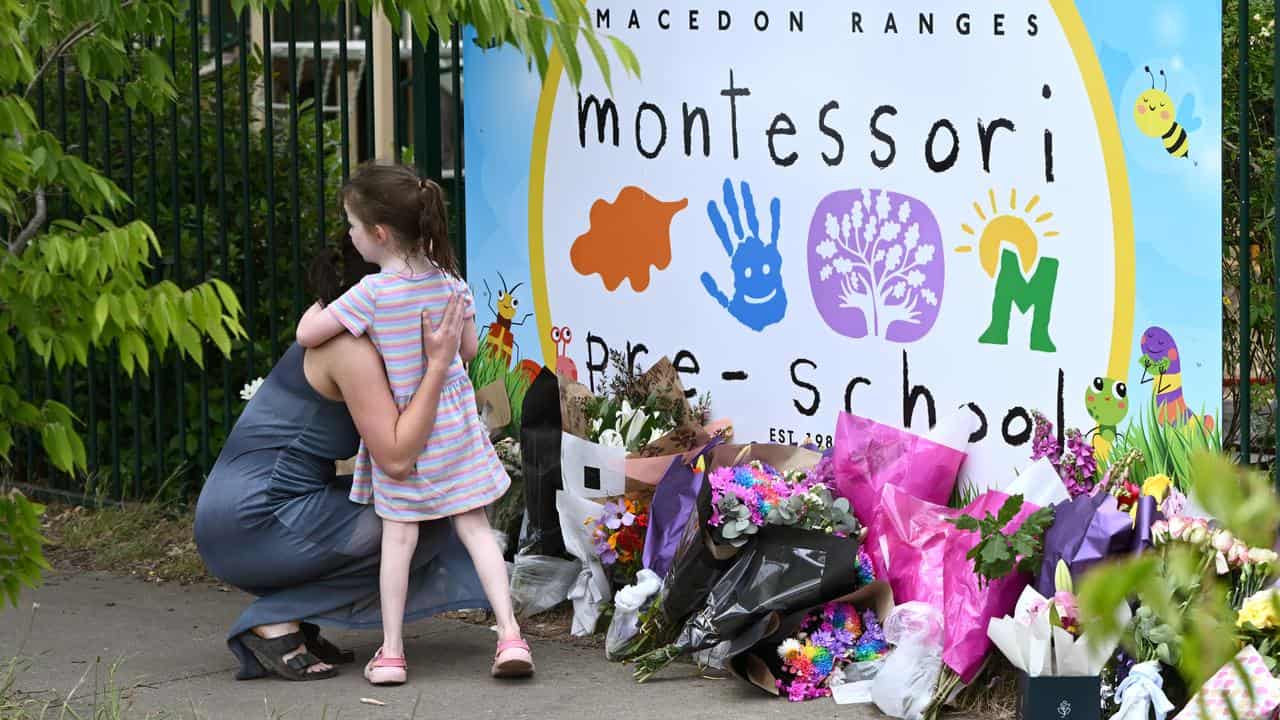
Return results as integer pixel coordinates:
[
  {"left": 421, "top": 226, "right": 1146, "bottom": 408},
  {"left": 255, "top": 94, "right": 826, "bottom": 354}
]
[{"left": 0, "top": 571, "right": 960, "bottom": 719}]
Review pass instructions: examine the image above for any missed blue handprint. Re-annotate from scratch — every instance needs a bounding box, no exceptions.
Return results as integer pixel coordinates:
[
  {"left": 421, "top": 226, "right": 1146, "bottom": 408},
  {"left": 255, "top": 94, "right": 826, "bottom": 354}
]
[{"left": 701, "top": 179, "right": 787, "bottom": 332}]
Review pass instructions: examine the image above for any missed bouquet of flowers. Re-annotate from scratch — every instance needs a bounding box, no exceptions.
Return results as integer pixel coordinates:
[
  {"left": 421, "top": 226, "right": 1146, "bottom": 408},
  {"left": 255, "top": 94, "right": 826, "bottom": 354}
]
[
  {"left": 588, "top": 494, "right": 651, "bottom": 588},
  {"left": 776, "top": 601, "right": 890, "bottom": 702},
  {"left": 577, "top": 350, "right": 711, "bottom": 454},
  {"left": 1030, "top": 410, "right": 1098, "bottom": 497},
  {"left": 1094, "top": 449, "right": 1188, "bottom": 517},
  {"left": 707, "top": 460, "right": 859, "bottom": 547},
  {"left": 1236, "top": 588, "right": 1280, "bottom": 673},
  {"left": 585, "top": 396, "right": 682, "bottom": 453},
  {"left": 1151, "top": 516, "right": 1277, "bottom": 609}
]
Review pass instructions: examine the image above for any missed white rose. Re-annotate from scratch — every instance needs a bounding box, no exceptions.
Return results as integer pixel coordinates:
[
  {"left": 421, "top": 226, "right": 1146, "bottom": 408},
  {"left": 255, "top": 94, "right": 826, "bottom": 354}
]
[
  {"left": 1187, "top": 525, "right": 1208, "bottom": 546},
  {"left": 1249, "top": 548, "right": 1279, "bottom": 566},
  {"left": 1168, "top": 516, "right": 1188, "bottom": 540},
  {"left": 1213, "top": 530, "right": 1235, "bottom": 553}
]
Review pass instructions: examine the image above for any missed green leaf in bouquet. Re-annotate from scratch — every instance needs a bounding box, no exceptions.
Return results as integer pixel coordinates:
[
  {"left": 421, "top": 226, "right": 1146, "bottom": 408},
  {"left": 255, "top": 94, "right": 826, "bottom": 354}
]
[
  {"left": 978, "top": 539, "right": 1011, "bottom": 570},
  {"left": 832, "top": 496, "right": 850, "bottom": 514},
  {"left": 950, "top": 515, "right": 981, "bottom": 531},
  {"left": 722, "top": 522, "right": 740, "bottom": 540},
  {"left": 996, "top": 494, "right": 1024, "bottom": 526}
]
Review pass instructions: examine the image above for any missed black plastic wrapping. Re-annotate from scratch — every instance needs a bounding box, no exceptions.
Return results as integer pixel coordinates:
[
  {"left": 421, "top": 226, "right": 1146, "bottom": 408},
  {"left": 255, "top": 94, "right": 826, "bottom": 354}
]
[
  {"left": 518, "top": 367, "right": 566, "bottom": 557},
  {"left": 656, "top": 470, "right": 737, "bottom": 627},
  {"left": 673, "top": 525, "right": 862, "bottom": 656}
]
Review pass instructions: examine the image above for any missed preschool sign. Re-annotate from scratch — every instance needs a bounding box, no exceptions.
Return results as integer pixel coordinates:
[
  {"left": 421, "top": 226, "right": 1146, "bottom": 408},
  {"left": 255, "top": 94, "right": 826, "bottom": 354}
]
[{"left": 463, "top": 1, "right": 1223, "bottom": 484}]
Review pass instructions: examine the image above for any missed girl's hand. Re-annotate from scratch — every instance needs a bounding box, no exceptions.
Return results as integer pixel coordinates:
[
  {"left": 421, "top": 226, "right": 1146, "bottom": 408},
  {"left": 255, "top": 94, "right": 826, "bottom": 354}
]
[{"left": 422, "top": 294, "right": 464, "bottom": 366}]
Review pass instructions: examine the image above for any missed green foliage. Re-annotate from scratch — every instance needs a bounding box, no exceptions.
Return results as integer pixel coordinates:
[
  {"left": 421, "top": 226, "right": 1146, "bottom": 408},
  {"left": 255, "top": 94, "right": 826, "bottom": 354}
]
[
  {"left": 0, "top": 488, "right": 51, "bottom": 608},
  {"left": 247, "top": 0, "right": 640, "bottom": 90},
  {"left": 1, "top": 0, "right": 246, "bottom": 479},
  {"left": 948, "top": 494, "right": 1056, "bottom": 587},
  {"left": 1107, "top": 400, "right": 1222, "bottom": 494},
  {"left": 1080, "top": 451, "right": 1280, "bottom": 693},
  {"left": 1223, "top": 0, "right": 1278, "bottom": 450}
]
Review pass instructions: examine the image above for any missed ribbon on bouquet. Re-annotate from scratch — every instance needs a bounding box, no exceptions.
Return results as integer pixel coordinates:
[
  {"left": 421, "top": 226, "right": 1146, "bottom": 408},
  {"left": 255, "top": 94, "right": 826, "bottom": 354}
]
[{"left": 1113, "top": 661, "right": 1175, "bottom": 720}]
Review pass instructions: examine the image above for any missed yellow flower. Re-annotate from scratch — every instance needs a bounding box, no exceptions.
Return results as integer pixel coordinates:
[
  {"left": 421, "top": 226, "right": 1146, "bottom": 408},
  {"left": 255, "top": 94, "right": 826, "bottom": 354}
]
[
  {"left": 1237, "top": 590, "right": 1280, "bottom": 629},
  {"left": 1143, "top": 474, "right": 1172, "bottom": 501}
]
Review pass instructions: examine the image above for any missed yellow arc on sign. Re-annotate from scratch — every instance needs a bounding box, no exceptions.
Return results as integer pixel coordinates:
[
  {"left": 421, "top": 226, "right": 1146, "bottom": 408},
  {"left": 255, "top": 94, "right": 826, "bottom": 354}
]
[{"left": 527, "top": 0, "right": 1134, "bottom": 380}]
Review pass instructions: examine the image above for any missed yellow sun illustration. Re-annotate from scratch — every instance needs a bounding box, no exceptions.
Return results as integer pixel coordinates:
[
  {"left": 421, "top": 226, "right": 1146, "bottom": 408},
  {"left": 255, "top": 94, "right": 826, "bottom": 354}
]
[{"left": 955, "top": 188, "right": 1059, "bottom": 277}]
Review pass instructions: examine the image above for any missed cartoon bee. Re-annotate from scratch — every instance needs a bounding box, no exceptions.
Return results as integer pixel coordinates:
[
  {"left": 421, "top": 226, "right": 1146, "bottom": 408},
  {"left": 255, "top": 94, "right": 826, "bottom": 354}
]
[
  {"left": 1133, "top": 65, "right": 1202, "bottom": 164},
  {"left": 481, "top": 272, "right": 533, "bottom": 368}
]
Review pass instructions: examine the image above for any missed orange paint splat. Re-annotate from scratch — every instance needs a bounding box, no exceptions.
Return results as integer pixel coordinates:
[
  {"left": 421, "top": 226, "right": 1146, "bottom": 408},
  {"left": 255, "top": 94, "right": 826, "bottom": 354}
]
[{"left": 571, "top": 186, "right": 688, "bottom": 292}]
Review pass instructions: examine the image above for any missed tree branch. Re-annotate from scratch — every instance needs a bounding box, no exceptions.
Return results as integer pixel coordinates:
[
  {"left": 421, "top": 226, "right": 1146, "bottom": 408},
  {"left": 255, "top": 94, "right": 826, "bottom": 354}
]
[
  {"left": 10, "top": 188, "right": 47, "bottom": 256},
  {"left": 8, "top": 128, "right": 45, "bottom": 256},
  {"left": 23, "top": 0, "right": 137, "bottom": 99}
]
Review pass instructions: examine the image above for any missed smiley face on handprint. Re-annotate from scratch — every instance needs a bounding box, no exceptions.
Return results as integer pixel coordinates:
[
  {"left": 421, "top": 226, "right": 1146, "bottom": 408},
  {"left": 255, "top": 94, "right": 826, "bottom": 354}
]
[{"left": 701, "top": 178, "right": 787, "bottom": 332}]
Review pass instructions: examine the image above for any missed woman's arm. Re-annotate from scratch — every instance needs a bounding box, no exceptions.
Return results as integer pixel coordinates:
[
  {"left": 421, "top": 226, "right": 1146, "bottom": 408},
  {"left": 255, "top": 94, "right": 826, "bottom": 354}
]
[{"left": 331, "top": 295, "right": 467, "bottom": 479}]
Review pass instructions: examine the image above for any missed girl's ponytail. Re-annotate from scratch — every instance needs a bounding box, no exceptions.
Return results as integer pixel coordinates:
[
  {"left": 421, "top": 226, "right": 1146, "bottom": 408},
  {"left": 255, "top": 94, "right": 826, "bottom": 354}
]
[{"left": 418, "top": 178, "right": 457, "bottom": 277}]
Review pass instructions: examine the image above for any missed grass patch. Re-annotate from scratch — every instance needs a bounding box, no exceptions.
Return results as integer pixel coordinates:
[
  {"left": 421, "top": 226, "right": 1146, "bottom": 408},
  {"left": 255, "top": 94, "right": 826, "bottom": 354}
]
[
  {"left": 1106, "top": 400, "right": 1221, "bottom": 492},
  {"left": 43, "top": 503, "right": 208, "bottom": 585}
]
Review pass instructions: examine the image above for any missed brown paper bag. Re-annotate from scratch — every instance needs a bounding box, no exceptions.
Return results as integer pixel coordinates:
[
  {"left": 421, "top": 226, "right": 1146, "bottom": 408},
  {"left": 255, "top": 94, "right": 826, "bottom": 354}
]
[{"left": 474, "top": 378, "right": 512, "bottom": 433}]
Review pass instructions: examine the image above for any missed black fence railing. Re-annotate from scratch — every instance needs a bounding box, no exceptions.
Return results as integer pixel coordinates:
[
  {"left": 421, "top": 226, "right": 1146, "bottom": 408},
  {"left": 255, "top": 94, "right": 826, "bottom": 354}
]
[{"left": 12, "top": 1, "right": 464, "bottom": 502}]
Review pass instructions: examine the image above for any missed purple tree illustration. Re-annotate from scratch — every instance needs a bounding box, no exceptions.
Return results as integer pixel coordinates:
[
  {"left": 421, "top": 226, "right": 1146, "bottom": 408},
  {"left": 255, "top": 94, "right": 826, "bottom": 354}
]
[{"left": 807, "top": 189, "right": 944, "bottom": 342}]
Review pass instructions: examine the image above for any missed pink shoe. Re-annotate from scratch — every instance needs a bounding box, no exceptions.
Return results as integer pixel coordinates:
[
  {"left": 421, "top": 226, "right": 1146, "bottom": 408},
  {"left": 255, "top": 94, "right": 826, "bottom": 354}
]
[
  {"left": 363, "top": 647, "right": 407, "bottom": 686},
  {"left": 491, "top": 638, "right": 534, "bottom": 678}
]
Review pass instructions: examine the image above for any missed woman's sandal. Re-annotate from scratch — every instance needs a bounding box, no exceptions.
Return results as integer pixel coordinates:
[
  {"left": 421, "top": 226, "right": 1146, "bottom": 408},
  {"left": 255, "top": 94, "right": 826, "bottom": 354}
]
[
  {"left": 491, "top": 638, "right": 535, "bottom": 678},
  {"left": 238, "top": 631, "right": 339, "bottom": 681},
  {"left": 300, "top": 623, "right": 356, "bottom": 665},
  {"left": 363, "top": 647, "right": 408, "bottom": 686}
]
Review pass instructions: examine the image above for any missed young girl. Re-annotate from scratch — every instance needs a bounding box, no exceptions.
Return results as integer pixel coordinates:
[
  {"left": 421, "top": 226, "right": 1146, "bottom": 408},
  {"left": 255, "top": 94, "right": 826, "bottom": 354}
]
[{"left": 295, "top": 162, "right": 533, "bottom": 684}]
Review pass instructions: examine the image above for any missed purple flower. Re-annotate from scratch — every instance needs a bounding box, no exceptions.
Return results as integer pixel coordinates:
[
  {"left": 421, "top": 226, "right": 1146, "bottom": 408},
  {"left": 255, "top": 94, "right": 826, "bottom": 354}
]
[
  {"left": 601, "top": 500, "right": 635, "bottom": 530},
  {"left": 594, "top": 538, "right": 617, "bottom": 566}
]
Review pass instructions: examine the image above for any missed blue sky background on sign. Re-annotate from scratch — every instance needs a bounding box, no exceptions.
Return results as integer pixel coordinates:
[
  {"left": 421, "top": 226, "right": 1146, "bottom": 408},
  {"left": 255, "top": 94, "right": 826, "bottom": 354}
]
[
  {"left": 463, "top": 1, "right": 1224, "bottom": 420},
  {"left": 1082, "top": 0, "right": 1223, "bottom": 415}
]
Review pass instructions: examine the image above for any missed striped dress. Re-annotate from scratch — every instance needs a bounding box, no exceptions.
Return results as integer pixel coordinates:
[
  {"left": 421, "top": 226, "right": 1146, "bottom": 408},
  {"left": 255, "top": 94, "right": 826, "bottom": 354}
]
[{"left": 328, "top": 268, "right": 510, "bottom": 522}]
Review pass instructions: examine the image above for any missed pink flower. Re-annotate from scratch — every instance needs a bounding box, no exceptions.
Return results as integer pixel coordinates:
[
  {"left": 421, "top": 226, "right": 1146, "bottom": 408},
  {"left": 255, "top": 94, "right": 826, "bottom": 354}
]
[
  {"left": 1213, "top": 530, "right": 1236, "bottom": 554},
  {"left": 1230, "top": 541, "right": 1251, "bottom": 567},
  {"left": 1168, "top": 516, "right": 1188, "bottom": 541},
  {"left": 1152, "top": 520, "right": 1170, "bottom": 544}
]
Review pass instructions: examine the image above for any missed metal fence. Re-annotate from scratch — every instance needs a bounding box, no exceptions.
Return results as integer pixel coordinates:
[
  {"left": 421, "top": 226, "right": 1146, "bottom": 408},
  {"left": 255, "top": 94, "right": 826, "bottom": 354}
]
[{"left": 11, "top": 1, "right": 465, "bottom": 501}]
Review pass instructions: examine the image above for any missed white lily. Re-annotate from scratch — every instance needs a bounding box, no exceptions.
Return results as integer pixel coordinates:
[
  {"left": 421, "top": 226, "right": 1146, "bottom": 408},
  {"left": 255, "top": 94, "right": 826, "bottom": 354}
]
[
  {"left": 591, "top": 417, "right": 603, "bottom": 435},
  {"left": 646, "top": 426, "right": 666, "bottom": 447},
  {"left": 598, "top": 428, "right": 625, "bottom": 448},
  {"left": 622, "top": 409, "right": 649, "bottom": 449}
]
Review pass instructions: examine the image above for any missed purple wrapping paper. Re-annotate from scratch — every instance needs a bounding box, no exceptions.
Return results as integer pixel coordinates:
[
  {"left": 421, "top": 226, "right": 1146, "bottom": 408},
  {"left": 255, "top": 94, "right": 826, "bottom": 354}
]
[
  {"left": 1034, "top": 493, "right": 1162, "bottom": 597},
  {"left": 642, "top": 438, "right": 725, "bottom": 578}
]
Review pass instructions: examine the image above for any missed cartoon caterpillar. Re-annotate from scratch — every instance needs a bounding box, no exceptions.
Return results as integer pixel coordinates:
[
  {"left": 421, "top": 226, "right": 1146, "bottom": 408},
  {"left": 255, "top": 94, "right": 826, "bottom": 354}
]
[
  {"left": 1139, "top": 326, "right": 1214, "bottom": 430},
  {"left": 1133, "top": 65, "right": 1201, "bottom": 165}
]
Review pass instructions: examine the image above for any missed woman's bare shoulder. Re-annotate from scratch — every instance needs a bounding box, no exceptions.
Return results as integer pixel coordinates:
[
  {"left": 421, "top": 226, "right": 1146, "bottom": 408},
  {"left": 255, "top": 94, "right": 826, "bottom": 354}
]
[{"left": 303, "top": 334, "right": 385, "bottom": 400}]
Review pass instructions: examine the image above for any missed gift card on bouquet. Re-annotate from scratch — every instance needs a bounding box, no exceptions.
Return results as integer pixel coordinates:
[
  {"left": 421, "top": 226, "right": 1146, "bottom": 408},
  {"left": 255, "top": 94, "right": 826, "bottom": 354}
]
[
  {"left": 1173, "top": 646, "right": 1280, "bottom": 720},
  {"left": 560, "top": 432, "right": 626, "bottom": 498}
]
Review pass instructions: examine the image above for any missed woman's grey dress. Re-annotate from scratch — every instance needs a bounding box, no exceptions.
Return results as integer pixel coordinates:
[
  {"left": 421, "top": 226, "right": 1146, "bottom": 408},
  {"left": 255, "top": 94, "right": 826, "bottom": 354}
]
[{"left": 194, "top": 343, "right": 487, "bottom": 679}]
